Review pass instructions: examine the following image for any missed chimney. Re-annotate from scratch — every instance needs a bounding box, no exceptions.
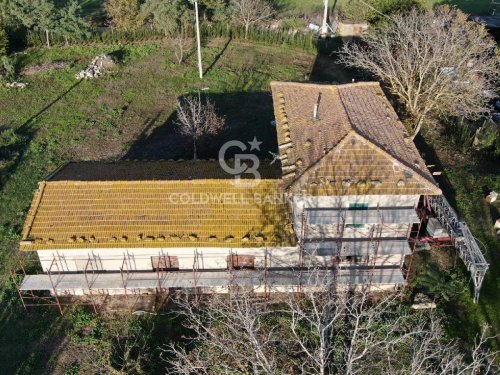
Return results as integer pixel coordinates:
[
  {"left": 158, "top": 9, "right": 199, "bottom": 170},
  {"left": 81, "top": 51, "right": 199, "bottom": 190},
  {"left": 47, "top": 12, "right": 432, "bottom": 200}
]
[{"left": 313, "top": 92, "right": 322, "bottom": 120}]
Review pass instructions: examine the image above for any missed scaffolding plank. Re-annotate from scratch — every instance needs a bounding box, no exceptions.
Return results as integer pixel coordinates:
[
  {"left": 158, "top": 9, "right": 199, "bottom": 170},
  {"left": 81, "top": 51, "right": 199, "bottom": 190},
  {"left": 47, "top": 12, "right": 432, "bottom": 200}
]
[
  {"left": 303, "top": 239, "right": 411, "bottom": 256},
  {"left": 20, "top": 268, "right": 405, "bottom": 292}
]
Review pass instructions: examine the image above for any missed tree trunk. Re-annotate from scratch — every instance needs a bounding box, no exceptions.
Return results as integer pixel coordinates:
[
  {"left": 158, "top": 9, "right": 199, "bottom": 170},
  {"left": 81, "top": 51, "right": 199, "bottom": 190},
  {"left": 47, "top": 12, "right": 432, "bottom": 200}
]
[
  {"left": 193, "top": 138, "right": 197, "bottom": 161},
  {"left": 410, "top": 117, "right": 424, "bottom": 141},
  {"left": 245, "top": 23, "right": 249, "bottom": 39},
  {"left": 45, "top": 29, "right": 50, "bottom": 48},
  {"left": 410, "top": 110, "right": 430, "bottom": 141}
]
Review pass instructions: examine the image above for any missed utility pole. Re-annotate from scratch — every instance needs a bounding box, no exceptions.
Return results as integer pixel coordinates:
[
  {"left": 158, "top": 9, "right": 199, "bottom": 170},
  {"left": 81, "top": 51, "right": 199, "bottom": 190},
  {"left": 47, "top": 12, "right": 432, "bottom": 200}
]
[
  {"left": 321, "top": 0, "right": 329, "bottom": 36},
  {"left": 194, "top": 0, "right": 203, "bottom": 79}
]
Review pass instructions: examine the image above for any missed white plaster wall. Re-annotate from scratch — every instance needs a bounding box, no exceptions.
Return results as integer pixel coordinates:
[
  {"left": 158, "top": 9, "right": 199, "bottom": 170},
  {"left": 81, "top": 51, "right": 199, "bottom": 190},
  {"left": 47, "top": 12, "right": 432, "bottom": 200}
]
[
  {"left": 37, "top": 245, "right": 406, "bottom": 273},
  {"left": 37, "top": 247, "right": 301, "bottom": 273},
  {"left": 306, "top": 224, "right": 411, "bottom": 239},
  {"left": 292, "top": 195, "right": 420, "bottom": 238}
]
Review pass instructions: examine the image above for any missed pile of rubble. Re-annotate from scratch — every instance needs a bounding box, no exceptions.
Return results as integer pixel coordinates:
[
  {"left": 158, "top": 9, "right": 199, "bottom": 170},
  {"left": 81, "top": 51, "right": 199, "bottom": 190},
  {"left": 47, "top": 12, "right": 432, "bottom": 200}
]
[
  {"left": 75, "top": 54, "right": 115, "bottom": 79},
  {"left": 5, "top": 81, "right": 28, "bottom": 89}
]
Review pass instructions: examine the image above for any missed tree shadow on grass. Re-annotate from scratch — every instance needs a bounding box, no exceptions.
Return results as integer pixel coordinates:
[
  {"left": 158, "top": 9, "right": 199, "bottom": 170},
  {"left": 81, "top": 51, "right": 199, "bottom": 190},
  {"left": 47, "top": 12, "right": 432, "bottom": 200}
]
[
  {"left": 0, "top": 80, "right": 84, "bottom": 194},
  {"left": 0, "top": 278, "right": 67, "bottom": 375},
  {"left": 204, "top": 38, "right": 232, "bottom": 76},
  {"left": 433, "top": 0, "right": 493, "bottom": 15},
  {"left": 123, "top": 92, "right": 278, "bottom": 161}
]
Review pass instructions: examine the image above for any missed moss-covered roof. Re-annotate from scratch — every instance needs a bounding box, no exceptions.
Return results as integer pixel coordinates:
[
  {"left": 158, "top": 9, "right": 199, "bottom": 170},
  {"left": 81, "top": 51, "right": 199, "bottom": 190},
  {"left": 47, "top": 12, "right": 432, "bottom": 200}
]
[{"left": 20, "top": 162, "right": 295, "bottom": 251}]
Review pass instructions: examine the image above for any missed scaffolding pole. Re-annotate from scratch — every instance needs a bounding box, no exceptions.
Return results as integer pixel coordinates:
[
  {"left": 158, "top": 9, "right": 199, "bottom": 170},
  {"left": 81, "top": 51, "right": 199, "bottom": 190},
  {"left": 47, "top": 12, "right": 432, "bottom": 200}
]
[
  {"left": 120, "top": 253, "right": 132, "bottom": 311},
  {"left": 428, "top": 195, "right": 489, "bottom": 303},
  {"left": 84, "top": 256, "right": 98, "bottom": 314},
  {"left": 47, "top": 258, "right": 63, "bottom": 315}
]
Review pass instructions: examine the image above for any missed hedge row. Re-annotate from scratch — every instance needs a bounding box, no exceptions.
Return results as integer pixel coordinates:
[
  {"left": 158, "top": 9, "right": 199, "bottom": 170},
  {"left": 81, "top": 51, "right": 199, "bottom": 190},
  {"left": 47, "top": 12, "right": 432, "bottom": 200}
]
[{"left": 26, "top": 24, "right": 342, "bottom": 54}]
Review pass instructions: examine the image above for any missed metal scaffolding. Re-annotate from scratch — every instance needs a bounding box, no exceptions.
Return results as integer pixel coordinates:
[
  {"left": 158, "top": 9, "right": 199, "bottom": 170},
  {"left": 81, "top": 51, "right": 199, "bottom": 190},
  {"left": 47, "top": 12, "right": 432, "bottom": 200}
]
[
  {"left": 13, "top": 201, "right": 421, "bottom": 314},
  {"left": 428, "top": 195, "right": 489, "bottom": 303}
]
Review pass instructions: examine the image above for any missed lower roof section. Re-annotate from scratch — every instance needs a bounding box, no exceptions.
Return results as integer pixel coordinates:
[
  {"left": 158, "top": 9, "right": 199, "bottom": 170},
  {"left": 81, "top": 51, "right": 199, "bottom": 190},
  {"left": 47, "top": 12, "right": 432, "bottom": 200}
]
[
  {"left": 20, "top": 268, "right": 404, "bottom": 291},
  {"left": 20, "top": 166, "right": 295, "bottom": 250}
]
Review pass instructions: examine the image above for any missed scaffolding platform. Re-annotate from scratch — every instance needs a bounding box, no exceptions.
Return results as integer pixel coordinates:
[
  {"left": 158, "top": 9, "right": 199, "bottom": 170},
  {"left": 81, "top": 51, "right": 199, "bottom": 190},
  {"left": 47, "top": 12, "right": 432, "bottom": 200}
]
[
  {"left": 303, "top": 239, "right": 412, "bottom": 256},
  {"left": 20, "top": 268, "right": 404, "bottom": 294}
]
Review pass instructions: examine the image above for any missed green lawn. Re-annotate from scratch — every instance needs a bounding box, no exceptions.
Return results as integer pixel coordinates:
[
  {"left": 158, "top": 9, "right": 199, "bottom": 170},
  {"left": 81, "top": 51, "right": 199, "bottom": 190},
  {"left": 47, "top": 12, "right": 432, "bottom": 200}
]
[{"left": 280, "top": 0, "right": 493, "bottom": 15}]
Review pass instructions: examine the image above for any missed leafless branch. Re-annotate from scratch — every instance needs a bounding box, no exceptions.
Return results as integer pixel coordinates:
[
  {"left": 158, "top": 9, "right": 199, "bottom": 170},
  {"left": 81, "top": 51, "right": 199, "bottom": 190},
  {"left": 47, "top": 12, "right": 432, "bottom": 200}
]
[
  {"left": 175, "top": 94, "right": 225, "bottom": 160},
  {"left": 229, "top": 0, "right": 274, "bottom": 39},
  {"left": 164, "top": 269, "right": 498, "bottom": 374},
  {"left": 341, "top": 5, "right": 500, "bottom": 139}
]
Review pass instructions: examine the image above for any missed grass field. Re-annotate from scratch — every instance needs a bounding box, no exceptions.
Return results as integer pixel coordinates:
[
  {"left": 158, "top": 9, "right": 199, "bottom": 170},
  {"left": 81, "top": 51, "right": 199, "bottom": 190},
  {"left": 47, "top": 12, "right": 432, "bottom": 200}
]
[{"left": 281, "top": 0, "right": 494, "bottom": 15}]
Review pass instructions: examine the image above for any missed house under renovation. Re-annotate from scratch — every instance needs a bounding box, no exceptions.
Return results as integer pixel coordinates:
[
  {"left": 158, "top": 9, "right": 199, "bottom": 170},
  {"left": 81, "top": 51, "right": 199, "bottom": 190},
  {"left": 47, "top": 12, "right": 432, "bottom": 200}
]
[{"left": 15, "top": 81, "right": 449, "bottom": 311}]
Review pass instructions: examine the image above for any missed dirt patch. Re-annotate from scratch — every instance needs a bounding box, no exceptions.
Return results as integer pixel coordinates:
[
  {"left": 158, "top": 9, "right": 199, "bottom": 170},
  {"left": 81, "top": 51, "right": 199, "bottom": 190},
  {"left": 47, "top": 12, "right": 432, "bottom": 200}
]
[{"left": 22, "top": 61, "right": 70, "bottom": 76}]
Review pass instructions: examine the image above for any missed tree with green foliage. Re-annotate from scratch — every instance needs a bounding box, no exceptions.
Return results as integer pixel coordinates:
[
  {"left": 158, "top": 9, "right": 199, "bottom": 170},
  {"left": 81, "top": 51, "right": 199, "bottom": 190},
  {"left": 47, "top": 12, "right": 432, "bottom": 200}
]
[
  {"left": 35, "top": 0, "right": 58, "bottom": 47},
  {"left": 58, "top": 1, "right": 90, "bottom": 44},
  {"left": 141, "top": 0, "right": 191, "bottom": 37},
  {"left": 3, "top": 0, "right": 57, "bottom": 47},
  {"left": 104, "top": 0, "right": 143, "bottom": 30},
  {"left": 3, "top": 0, "right": 88, "bottom": 47},
  {"left": 0, "top": 26, "right": 8, "bottom": 56},
  {"left": 200, "top": 0, "right": 228, "bottom": 22}
]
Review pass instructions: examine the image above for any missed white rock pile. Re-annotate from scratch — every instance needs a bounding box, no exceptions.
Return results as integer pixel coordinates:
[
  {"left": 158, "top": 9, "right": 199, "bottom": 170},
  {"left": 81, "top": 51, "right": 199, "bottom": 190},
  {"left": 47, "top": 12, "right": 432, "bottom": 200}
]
[
  {"left": 5, "top": 81, "right": 28, "bottom": 89},
  {"left": 76, "top": 54, "right": 115, "bottom": 79}
]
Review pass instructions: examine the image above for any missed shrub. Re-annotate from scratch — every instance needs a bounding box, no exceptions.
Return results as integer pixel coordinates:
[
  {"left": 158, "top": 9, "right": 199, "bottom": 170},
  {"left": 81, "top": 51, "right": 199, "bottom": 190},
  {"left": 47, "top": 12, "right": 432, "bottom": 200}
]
[
  {"left": 444, "top": 117, "right": 475, "bottom": 153},
  {"left": 0, "top": 56, "right": 16, "bottom": 82},
  {"left": 0, "top": 26, "right": 8, "bottom": 56}
]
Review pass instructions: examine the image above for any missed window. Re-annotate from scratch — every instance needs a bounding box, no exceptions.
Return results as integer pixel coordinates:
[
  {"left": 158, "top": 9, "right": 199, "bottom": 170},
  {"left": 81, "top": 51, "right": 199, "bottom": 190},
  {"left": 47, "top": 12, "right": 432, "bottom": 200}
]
[
  {"left": 151, "top": 256, "right": 179, "bottom": 271},
  {"left": 227, "top": 254, "right": 255, "bottom": 270},
  {"left": 345, "top": 255, "right": 355, "bottom": 263},
  {"left": 344, "top": 256, "right": 368, "bottom": 264},
  {"left": 348, "top": 202, "right": 369, "bottom": 210},
  {"left": 345, "top": 223, "right": 365, "bottom": 229}
]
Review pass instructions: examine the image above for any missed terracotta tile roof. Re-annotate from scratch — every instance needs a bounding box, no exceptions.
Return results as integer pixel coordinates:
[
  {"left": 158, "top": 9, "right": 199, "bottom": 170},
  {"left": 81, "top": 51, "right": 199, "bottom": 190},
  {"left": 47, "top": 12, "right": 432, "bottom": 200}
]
[
  {"left": 20, "top": 162, "right": 294, "bottom": 251},
  {"left": 271, "top": 81, "right": 441, "bottom": 195}
]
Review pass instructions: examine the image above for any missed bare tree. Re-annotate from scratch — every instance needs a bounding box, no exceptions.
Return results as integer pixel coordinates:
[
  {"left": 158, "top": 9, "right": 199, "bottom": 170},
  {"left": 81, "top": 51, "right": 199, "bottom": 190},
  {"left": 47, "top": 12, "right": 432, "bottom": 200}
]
[
  {"left": 175, "top": 94, "right": 225, "bottom": 160},
  {"left": 283, "top": 272, "right": 346, "bottom": 375},
  {"left": 166, "top": 294, "right": 281, "bottom": 374},
  {"left": 341, "top": 5, "right": 500, "bottom": 139},
  {"left": 172, "top": 26, "right": 190, "bottom": 65},
  {"left": 165, "top": 273, "right": 499, "bottom": 374},
  {"left": 229, "top": 0, "right": 274, "bottom": 39}
]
